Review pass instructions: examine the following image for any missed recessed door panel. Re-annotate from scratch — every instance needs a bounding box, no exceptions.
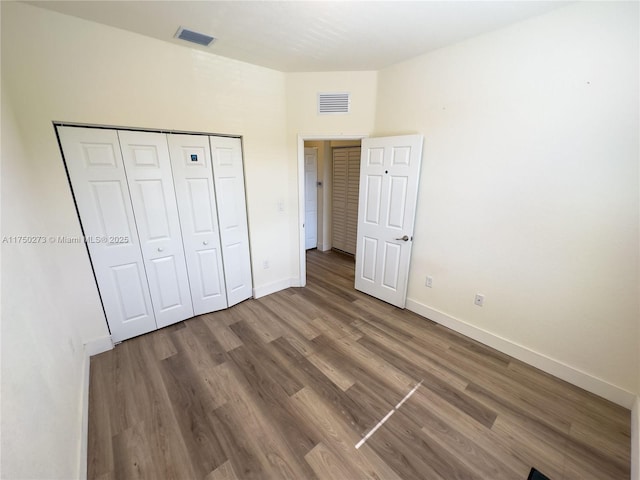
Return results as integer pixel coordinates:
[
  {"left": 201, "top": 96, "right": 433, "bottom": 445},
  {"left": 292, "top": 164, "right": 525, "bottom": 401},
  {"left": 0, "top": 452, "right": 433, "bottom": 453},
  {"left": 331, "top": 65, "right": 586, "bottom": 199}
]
[
  {"left": 217, "top": 147, "right": 234, "bottom": 166},
  {"left": 197, "top": 248, "right": 224, "bottom": 298},
  {"left": 367, "top": 148, "right": 384, "bottom": 166},
  {"left": 186, "top": 179, "right": 215, "bottom": 233},
  {"left": 135, "top": 179, "right": 171, "bottom": 240},
  {"left": 382, "top": 242, "right": 401, "bottom": 290},
  {"left": 150, "top": 256, "right": 182, "bottom": 311},
  {"left": 168, "top": 134, "right": 228, "bottom": 315},
  {"left": 210, "top": 136, "right": 253, "bottom": 307},
  {"left": 58, "top": 126, "right": 156, "bottom": 342},
  {"left": 364, "top": 175, "right": 383, "bottom": 225},
  {"left": 111, "top": 263, "right": 150, "bottom": 322},
  {"left": 181, "top": 146, "right": 208, "bottom": 167},
  {"left": 82, "top": 143, "right": 118, "bottom": 167},
  {"left": 90, "top": 180, "right": 134, "bottom": 241},
  {"left": 217, "top": 177, "right": 241, "bottom": 230},
  {"left": 223, "top": 242, "right": 244, "bottom": 292},
  {"left": 391, "top": 146, "right": 411, "bottom": 166},
  {"left": 119, "top": 130, "right": 194, "bottom": 327},
  {"left": 130, "top": 145, "right": 160, "bottom": 167},
  {"left": 387, "top": 176, "right": 408, "bottom": 229},
  {"left": 361, "top": 237, "right": 378, "bottom": 283}
]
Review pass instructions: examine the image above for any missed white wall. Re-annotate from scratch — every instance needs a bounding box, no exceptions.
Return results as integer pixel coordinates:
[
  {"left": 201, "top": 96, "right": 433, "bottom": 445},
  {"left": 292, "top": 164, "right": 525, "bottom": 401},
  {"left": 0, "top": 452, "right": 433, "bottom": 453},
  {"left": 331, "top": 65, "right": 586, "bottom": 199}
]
[
  {"left": 287, "top": 72, "right": 377, "bottom": 277},
  {"left": 1, "top": 2, "right": 290, "bottom": 478},
  {"left": 1, "top": 1, "right": 291, "bottom": 295},
  {"left": 286, "top": 72, "right": 377, "bottom": 136},
  {"left": 375, "top": 2, "right": 639, "bottom": 401},
  {"left": 2, "top": 2, "right": 638, "bottom": 478},
  {"left": 1, "top": 83, "right": 100, "bottom": 479}
]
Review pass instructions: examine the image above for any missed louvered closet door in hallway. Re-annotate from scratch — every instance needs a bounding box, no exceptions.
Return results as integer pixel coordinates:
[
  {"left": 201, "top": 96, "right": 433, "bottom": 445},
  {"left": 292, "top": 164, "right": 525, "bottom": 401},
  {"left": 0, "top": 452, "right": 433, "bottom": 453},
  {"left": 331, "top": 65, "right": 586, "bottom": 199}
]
[{"left": 332, "top": 147, "right": 361, "bottom": 255}]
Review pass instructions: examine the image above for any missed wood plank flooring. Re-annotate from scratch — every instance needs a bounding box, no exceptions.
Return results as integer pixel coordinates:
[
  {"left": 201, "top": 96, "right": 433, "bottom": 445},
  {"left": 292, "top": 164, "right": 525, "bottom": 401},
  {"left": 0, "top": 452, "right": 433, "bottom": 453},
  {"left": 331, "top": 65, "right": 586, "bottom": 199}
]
[{"left": 88, "top": 250, "right": 631, "bottom": 480}]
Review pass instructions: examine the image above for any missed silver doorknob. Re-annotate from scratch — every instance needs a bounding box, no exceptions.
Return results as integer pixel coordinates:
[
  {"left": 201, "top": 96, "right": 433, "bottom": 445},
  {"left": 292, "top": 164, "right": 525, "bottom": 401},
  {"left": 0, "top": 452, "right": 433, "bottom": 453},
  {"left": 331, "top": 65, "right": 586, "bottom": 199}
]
[
  {"left": 395, "top": 235, "right": 409, "bottom": 242},
  {"left": 203, "top": 241, "right": 208, "bottom": 245},
  {"left": 157, "top": 247, "right": 164, "bottom": 252}
]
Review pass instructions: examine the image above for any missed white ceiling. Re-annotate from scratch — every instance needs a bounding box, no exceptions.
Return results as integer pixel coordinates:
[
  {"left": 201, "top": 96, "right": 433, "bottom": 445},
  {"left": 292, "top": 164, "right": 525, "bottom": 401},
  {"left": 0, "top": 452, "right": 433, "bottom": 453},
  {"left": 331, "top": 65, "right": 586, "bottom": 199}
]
[{"left": 26, "top": 1, "right": 568, "bottom": 72}]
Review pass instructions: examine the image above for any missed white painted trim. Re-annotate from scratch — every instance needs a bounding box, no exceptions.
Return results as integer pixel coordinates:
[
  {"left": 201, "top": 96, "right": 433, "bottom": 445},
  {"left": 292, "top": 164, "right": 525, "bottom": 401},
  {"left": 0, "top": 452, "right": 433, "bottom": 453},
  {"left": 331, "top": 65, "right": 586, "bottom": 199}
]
[
  {"left": 632, "top": 396, "right": 639, "bottom": 480},
  {"left": 78, "top": 335, "right": 113, "bottom": 479},
  {"left": 289, "top": 276, "right": 303, "bottom": 288},
  {"left": 297, "top": 134, "right": 369, "bottom": 289},
  {"left": 78, "top": 352, "right": 90, "bottom": 480},
  {"left": 406, "top": 299, "right": 636, "bottom": 408},
  {"left": 84, "top": 335, "right": 113, "bottom": 357},
  {"left": 252, "top": 277, "right": 298, "bottom": 299}
]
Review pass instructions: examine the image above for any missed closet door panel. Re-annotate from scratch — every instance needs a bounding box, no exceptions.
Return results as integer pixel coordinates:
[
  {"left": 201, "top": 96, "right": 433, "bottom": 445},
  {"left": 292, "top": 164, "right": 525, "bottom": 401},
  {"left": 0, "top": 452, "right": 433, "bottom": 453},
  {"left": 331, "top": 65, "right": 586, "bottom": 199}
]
[
  {"left": 332, "top": 148, "right": 348, "bottom": 252},
  {"left": 210, "top": 136, "right": 253, "bottom": 306},
  {"left": 332, "top": 147, "right": 360, "bottom": 255},
  {"left": 118, "top": 130, "right": 194, "bottom": 328},
  {"left": 346, "top": 148, "right": 361, "bottom": 254},
  {"left": 167, "top": 134, "right": 227, "bottom": 315},
  {"left": 58, "top": 127, "right": 156, "bottom": 342}
]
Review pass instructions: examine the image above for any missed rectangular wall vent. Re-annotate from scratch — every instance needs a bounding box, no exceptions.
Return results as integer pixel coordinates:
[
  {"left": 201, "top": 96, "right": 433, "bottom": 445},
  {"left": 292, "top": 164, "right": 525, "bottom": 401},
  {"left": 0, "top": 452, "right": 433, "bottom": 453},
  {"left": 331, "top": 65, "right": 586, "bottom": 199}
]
[
  {"left": 318, "top": 92, "right": 350, "bottom": 114},
  {"left": 175, "top": 27, "right": 216, "bottom": 47}
]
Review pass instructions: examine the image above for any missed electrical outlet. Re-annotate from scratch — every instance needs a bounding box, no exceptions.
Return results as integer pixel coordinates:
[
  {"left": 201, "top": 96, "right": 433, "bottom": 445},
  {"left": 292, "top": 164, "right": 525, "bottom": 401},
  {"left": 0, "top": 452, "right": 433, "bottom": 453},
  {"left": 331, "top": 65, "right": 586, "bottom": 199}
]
[
  {"left": 263, "top": 260, "right": 270, "bottom": 269},
  {"left": 425, "top": 276, "right": 433, "bottom": 288},
  {"left": 474, "top": 293, "right": 485, "bottom": 307}
]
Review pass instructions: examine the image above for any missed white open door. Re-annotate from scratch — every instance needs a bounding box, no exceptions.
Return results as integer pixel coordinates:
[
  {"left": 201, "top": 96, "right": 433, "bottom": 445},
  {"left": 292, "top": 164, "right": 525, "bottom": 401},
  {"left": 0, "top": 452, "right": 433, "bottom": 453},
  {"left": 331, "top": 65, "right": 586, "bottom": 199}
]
[
  {"left": 354, "top": 134, "right": 423, "bottom": 308},
  {"left": 304, "top": 147, "right": 318, "bottom": 250},
  {"left": 167, "top": 134, "right": 228, "bottom": 316},
  {"left": 118, "top": 130, "right": 194, "bottom": 328},
  {"left": 58, "top": 127, "right": 157, "bottom": 342}
]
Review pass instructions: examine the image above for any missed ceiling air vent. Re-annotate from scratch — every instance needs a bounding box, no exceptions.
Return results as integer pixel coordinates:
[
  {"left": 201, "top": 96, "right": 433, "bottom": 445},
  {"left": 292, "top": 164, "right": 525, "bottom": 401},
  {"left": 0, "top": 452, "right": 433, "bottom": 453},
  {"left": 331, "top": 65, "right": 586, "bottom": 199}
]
[
  {"left": 175, "top": 27, "right": 216, "bottom": 47},
  {"left": 318, "top": 92, "right": 350, "bottom": 115}
]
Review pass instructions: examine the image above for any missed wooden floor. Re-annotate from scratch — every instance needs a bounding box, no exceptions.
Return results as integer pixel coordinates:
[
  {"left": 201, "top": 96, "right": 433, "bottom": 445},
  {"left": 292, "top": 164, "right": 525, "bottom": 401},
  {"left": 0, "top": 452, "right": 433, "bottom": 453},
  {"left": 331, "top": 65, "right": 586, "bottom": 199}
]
[{"left": 88, "top": 250, "right": 631, "bottom": 480}]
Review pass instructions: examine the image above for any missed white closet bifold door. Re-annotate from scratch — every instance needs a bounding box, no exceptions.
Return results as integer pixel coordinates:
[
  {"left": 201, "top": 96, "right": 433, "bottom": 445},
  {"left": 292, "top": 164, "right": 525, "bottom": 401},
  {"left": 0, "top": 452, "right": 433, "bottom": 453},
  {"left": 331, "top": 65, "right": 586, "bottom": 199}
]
[
  {"left": 167, "top": 134, "right": 228, "bottom": 315},
  {"left": 58, "top": 127, "right": 156, "bottom": 342},
  {"left": 209, "top": 136, "right": 253, "bottom": 306},
  {"left": 118, "top": 130, "right": 194, "bottom": 328}
]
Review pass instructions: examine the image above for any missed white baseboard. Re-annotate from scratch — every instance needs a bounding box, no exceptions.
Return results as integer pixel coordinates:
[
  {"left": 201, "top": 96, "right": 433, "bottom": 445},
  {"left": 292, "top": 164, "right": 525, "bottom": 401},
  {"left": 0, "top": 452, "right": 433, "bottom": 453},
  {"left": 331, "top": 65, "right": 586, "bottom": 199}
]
[
  {"left": 317, "top": 243, "right": 331, "bottom": 252},
  {"left": 289, "top": 276, "right": 303, "bottom": 288},
  {"left": 78, "top": 352, "right": 90, "bottom": 480},
  {"left": 79, "top": 336, "right": 113, "bottom": 479},
  {"left": 632, "top": 397, "right": 639, "bottom": 480},
  {"left": 252, "top": 277, "right": 298, "bottom": 299},
  {"left": 84, "top": 335, "right": 113, "bottom": 357},
  {"left": 406, "top": 299, "right": 636, "bottom": 408}
]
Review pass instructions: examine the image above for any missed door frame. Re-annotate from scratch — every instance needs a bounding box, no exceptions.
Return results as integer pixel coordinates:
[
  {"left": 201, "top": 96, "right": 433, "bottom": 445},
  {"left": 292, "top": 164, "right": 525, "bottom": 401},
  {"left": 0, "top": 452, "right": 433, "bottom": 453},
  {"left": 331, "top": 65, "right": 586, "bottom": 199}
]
[
  {"left": 304, "top": 146, "right": 319, "bottom": 250},
  {"left": 296, "top": 133, "right": 368, "bottom": 287}
]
